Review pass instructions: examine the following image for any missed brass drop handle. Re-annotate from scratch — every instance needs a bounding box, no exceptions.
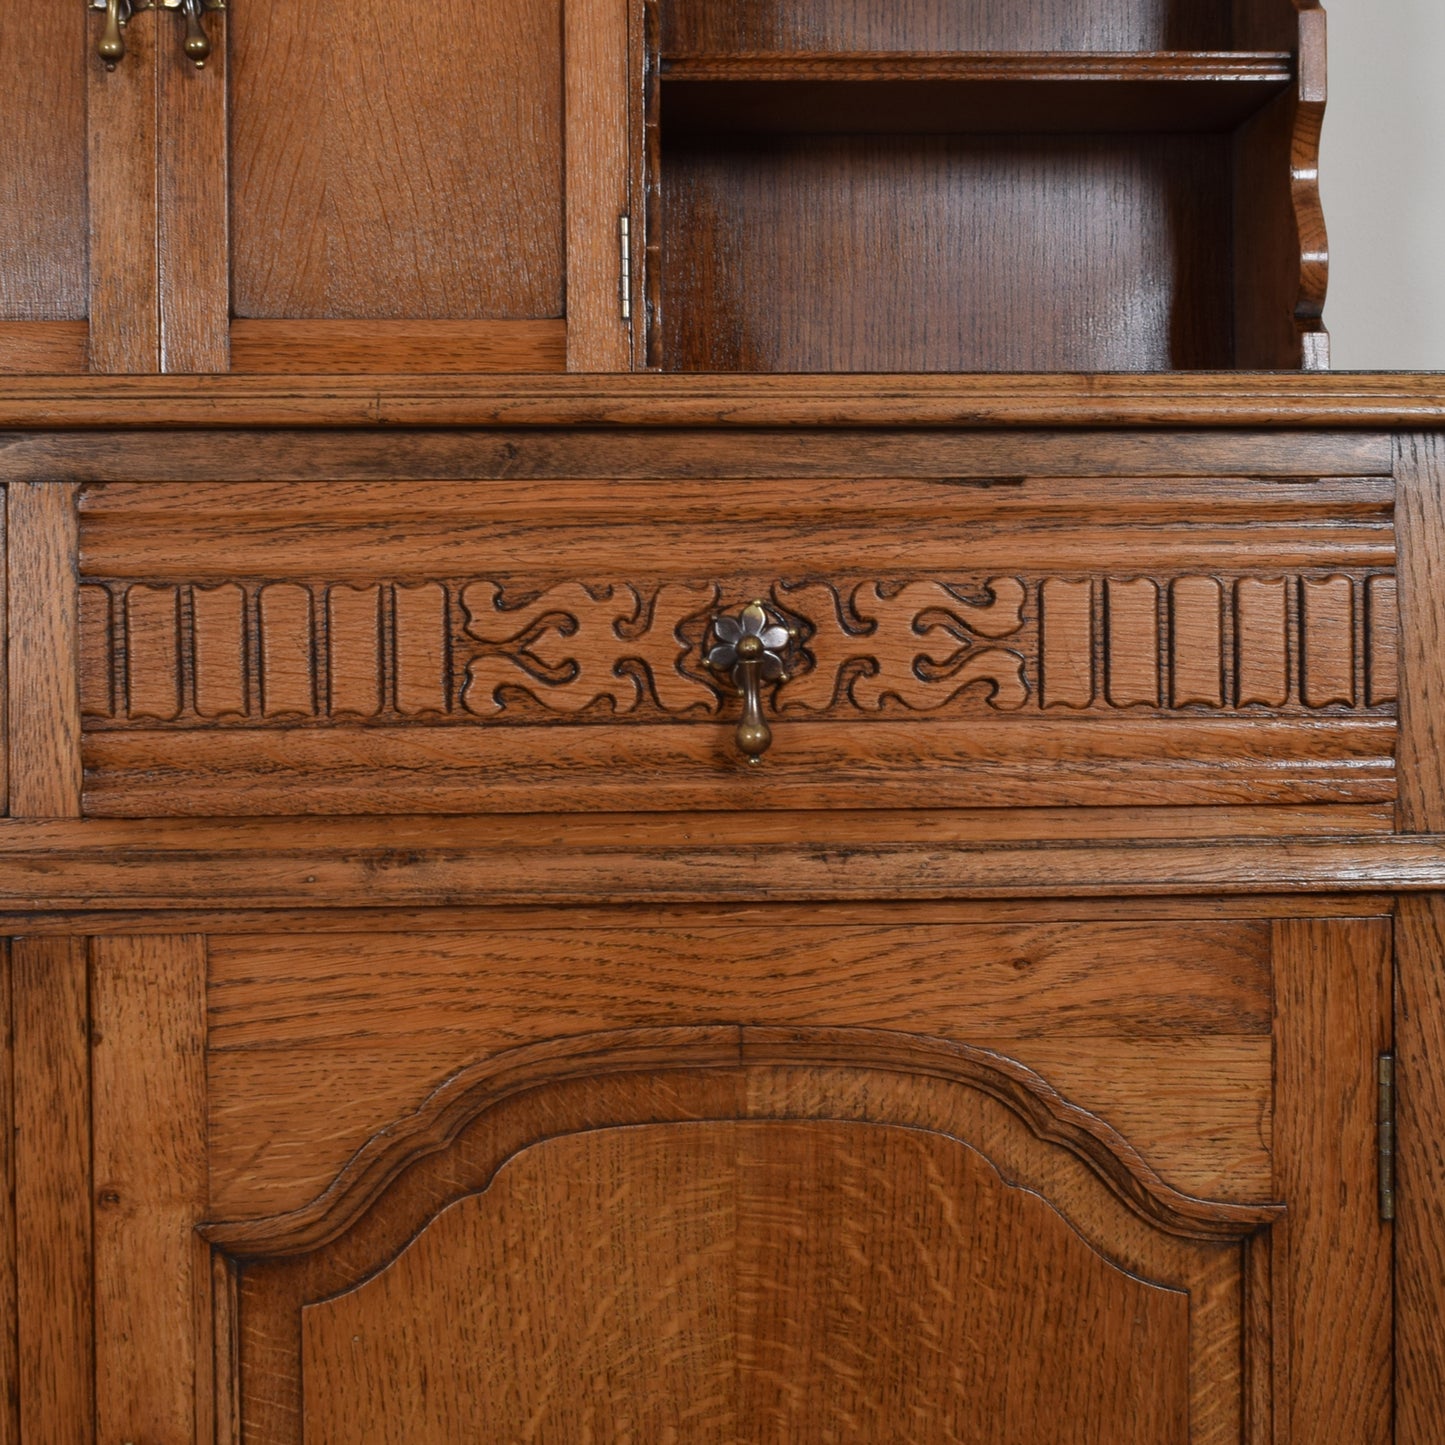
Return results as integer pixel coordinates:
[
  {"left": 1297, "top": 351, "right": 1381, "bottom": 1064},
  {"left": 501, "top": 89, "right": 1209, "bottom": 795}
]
[
  {"left": 178, "top": 0, "right": 218, "bottom": 66},
  {"left": 706, "top": 600, "right": 794, "bottom": 765},
  {"left": 94, "top": 0, "right": 135, "bottom": 69},
  {"left": 91, "top": 0, "right": 225, "bottom": 70}
]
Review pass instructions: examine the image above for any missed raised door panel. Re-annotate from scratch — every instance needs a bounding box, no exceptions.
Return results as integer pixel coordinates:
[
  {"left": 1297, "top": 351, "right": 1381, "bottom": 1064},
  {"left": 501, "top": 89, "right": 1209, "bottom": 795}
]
[
  {"left": 225, "top": 0, "right": 629, "bottom": 373},
  {"left": 0, "top": 0, "right": 89, "bottom": 372}
]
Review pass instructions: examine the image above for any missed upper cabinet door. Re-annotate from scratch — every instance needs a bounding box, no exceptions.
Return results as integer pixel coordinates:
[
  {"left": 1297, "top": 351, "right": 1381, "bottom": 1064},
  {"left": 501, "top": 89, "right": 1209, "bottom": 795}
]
[{"left": 0, "top": 0, "right": 633, "bottom": 375}]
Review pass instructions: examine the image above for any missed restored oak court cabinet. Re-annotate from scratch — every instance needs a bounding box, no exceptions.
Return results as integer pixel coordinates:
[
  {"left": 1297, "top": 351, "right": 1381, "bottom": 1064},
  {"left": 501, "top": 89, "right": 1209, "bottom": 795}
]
[{"left": 1, "top": 1, "right": 1445, "bottom": 1443}]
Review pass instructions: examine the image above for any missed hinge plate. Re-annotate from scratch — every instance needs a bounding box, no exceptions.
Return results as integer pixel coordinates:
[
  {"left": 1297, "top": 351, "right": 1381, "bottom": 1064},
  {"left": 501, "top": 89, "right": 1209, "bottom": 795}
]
[
  {"left": 619, "top": 214, "right": 632, "bottom": 323},
  {"left": 1378, "top": 1053, "right": 1396, "bottom": 1222}
]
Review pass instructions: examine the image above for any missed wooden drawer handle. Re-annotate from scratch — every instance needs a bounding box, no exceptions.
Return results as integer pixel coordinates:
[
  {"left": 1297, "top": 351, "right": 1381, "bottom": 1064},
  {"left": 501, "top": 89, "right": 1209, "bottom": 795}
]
[{"left": 706, "top": 600, "right": 797, "bottom": 765}]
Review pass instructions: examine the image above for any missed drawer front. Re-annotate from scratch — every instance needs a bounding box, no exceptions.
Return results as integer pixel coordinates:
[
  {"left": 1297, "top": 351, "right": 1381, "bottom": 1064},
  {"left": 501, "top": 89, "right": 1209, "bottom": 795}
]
[{"left": 74, "top": 435, "right": 1398, "bottom": 816}]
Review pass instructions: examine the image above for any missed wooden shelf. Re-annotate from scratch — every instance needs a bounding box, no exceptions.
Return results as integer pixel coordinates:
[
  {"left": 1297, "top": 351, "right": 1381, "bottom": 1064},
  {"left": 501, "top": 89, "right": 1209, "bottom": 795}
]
[{"left": 660, "top": 51, "right": 1295, "bottom": 133}]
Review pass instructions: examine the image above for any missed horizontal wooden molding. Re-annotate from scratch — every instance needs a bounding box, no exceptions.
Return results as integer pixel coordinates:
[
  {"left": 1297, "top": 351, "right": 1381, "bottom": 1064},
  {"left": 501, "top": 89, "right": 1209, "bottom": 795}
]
[
  {"left": 0, "top": 823, "right": 1438, "bottom": 908},
  {"left": 0, "top": 322, "right": 89, "bottom": 375},
  {"left": 229, "top": 320, "right": 567, "bottom": 375},
  {"left": 0, "top": 374, "right": 1443, "bottom": 430}
]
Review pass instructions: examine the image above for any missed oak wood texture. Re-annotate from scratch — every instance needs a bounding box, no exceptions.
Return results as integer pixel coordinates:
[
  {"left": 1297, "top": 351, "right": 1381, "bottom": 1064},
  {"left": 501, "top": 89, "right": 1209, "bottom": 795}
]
[
  {"left": 230, "top": 0, "right": 565, "bottom": 325},
  {"left": 12, "top": 937, "right": 90, "bottom": 1445},
  {"left": 302, "top": 1121, "right": 1193, "bottom": 1443},
  {"left": 0, "top": 324, "right": 90, "bottom": 376},
  {"left": 565, "top": 0, "right": 632, "bottom": 371},
  {"left": 660, "top": 52, "right": 1294, "bottom": 135},
  {"left": 209, "top": 1027, "right": 1273, "bottom": 1441},
  {"left": 87, "top": 17, "right": 160, "bottom": 373},
  {"left": 229, "top": 320, "right": 568, "bottom": 375},
  {"left": 1272, "top": 917, "right": 1392, "bottom": 1444},
  {"left": 1394, "top": 895, "right": 1445, "bottom": 1445},
  {"left": 0, "top": 818, "right": 1437, "bottom": 910},
  {"left": 0, "top": 374, "right": 1433, "bottom": 432},
  {"left": 92, "top": 935, "right": 210, "bottom": 1445},
  {"left": 660, "top": 131, "right": 1237, "bottom": 372},
  {"left": 158, "top": 11, "right": 229, "bottom": 373},
  {"left": 0, "top": 943, "right": 13, "bottom": 1445},
  {"left": 7, "top": 484, "right": 76, "bottom": 817},
  {"left": 0, "top": 0, "right": 88, "bottom": 326},
  {"left": 660, "top": 0, "right": 1256, "bottom": 53},
  {"left": 1395, "top": 434, "right": 1445, "bottom": 832},
  {"left": 3, "top": 428, "right": 1392, "bottom": 484},
  {"left": 205, "top": 919, "right": 1273, "bottom": 1218},
  {"left": 1392, "top": 430, "right": 1445, "bottom": 1443}
]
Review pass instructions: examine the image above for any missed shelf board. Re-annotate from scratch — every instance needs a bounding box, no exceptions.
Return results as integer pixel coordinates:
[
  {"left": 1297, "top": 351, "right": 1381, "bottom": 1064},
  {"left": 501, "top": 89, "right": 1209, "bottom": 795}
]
[{"left": 659, "top": 51, "right": 1295, "bottom": 134}]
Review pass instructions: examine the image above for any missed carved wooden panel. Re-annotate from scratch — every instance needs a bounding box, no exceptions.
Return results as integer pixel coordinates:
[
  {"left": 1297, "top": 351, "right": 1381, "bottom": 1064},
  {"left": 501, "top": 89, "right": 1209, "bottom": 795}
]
[
  {"left": 205, "top": 1027, "right": 1276, "bottom": 1444},
  {"left": 80, "top": 570, "right": 1395, "bottom": 726}
]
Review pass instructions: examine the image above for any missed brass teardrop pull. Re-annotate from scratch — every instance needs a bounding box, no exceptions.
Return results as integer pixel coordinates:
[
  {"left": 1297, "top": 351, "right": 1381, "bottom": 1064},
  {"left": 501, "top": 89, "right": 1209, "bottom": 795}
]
[
  {"left": 179, "top": 0, "right": 212, "bottom": 66},
  {"left": 95, "top": 0, "right": 133, "bottom": 70},
  {"left": 706, "top": 600, "right": 796, "bottom": 765}
]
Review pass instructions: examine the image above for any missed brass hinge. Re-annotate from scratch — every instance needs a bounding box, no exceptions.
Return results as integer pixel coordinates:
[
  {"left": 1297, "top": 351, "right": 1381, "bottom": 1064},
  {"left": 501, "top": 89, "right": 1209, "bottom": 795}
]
[
  {"left": 1378, "top": 1053, "right": 1396, "bottom": 1222},
  {"left": 619, "top": 214, "right": 632, "bottom": 322}
]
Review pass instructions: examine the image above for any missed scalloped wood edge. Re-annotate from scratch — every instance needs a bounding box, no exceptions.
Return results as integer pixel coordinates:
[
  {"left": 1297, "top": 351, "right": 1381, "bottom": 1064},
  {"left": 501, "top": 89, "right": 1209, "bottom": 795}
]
[
  {"left": 1292, "top": 4, "right": 1329, "bottom": 368},
  {"left": 201, "top": 1025, "right": 1282, "bottom": 1259}
]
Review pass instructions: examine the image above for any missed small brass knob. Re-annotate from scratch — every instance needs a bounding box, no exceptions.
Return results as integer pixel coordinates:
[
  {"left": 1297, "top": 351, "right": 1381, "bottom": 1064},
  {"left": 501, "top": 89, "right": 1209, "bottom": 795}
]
[
  {"left": 706, "top": 600, "right": 793, "bottom": 765},
  {"left": 180, "top": 0, "right": 211, "bottom": 65},
  {"left": 97, "top": 0, "right": 129, "bottom": 69}
]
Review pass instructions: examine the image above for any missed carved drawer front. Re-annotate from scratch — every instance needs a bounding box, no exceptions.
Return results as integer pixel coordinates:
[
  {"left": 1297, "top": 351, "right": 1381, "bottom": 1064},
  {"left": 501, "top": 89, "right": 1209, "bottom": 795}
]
[
  {"left": 75, "top": 460, "right": 1397, "bottom": 815},
  {"left": 199, "top": 908, "right": 1391, "bottom": 1443}
]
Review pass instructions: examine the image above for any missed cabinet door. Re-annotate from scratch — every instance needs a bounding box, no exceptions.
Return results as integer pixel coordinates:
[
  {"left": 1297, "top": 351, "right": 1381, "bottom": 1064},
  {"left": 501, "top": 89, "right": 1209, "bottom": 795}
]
[
  {"left": 185, "top": 908, "right": 1391, "bottom": 1442},
  {"left": 0, "top": 0, "right": 632, "bottom": 376}
]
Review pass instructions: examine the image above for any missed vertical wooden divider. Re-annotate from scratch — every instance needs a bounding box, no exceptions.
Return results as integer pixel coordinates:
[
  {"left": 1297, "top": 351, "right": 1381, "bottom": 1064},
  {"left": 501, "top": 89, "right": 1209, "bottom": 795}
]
[
  {"left": 1273, "top": 917, "right": 1393, "bottom": 1445},
  {"left": 12, "top": 937, "right": 91, "bottom": 1445},
  {"left": 92, "top": 935, "right": 210, "bottom": 1445},
  {"left": 1393, "top": 433, "right": 1445, "bottom": 1444},
  {"left": 0, "top": 942, "right": 15, "bottom": 1445},
  {"left": 158, "top": 18, "right": 230, "bottom": 373},
  {"left": 87, "top": 12, "right": 161, "bottom": 372},
  {"left": 7, "top": 484, "right": 81, "bottom": 818},
  {"left": 565, "top": 0, "right": 633, "bottom": 372}
]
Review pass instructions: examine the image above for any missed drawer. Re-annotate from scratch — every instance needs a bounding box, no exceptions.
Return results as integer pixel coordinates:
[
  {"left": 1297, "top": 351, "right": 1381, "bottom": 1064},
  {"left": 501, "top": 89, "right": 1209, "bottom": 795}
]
[{"left": 72, "top": 431, "right": 1398, "bottom": 816}]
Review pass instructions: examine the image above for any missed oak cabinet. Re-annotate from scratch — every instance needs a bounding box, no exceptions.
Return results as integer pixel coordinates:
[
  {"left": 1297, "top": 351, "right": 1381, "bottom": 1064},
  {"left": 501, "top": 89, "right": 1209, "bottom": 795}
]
[{"left": 1, "top": 376, "right": 1444, "bottom": 1441}]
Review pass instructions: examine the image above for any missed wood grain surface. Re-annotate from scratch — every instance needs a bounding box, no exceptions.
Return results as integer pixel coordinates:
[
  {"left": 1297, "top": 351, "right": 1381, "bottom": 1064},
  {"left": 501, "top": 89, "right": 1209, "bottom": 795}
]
[
  {"left": 8, "top": 484, "right": 77, "bottom": 816},
  {"left": 661, "top": 132, "right": 1235, "bottom": 372},
  {"left": 0, "top": 324, "right": 89, "bottom": 376},
  {"left": 0, "top": 820, "right": 1435, "bottom": 910},
  {"left": 0, "top": 375, "right": 1432, "bottom": 434},
  {"left": 86, "top": 16, "right": 159, "bottom": 372},
  {"left": 230, "top": 0, "right": 565, "bottom": 322},
  {"left": 215, "top": 1030, "right": 1269, "bottom": 1441},
  {"left": 12, "top": 938, "right": 90, "bottom": 1445},
  {"left": 1395, "top": 896, "right": 1445, "bottom": 1445},
  {"left": 0, "top": 943, "right": 13, "bottom": 1445},
  {"left": 1395, "top": 434, "right": 1445, "bottom": 831},
  {"left": 565, "top": 0, "right": 632, "bottom": 370},
  {"left": 229, "top": 320, "right": 567, "bottom": 374},
  {"left": 661, "top": 0, "right": 1240, "bottom": 53},
  {"left": 158, "top": 12, "right": 229, "bottom": 373},
  {"left": 1273, "top": 917, "right": 1392, "bottom": 1444},
  {"left": 205, "top": 919, "right": 1272, "bottom": 1217},
  {"left": 300, "top": 1121, "right": 1193, "bottom": 1443},
  {"left": 92, "top": 935, "right": 210, "bottom": 1445},
  {"left": 0, "top": 0, "right": 88, "bottom": 325}
]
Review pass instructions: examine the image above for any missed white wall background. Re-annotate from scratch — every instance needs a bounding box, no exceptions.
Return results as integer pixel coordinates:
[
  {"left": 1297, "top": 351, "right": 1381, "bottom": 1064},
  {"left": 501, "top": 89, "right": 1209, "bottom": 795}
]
[{"left": 1324, "top": 0, "right": 1445, "bottom": 369}]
